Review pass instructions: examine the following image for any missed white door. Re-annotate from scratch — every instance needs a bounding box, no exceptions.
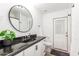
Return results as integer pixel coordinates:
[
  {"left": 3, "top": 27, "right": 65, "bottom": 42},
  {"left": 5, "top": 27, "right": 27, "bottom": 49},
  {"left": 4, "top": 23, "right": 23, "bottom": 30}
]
[{"left": 53, "top": 17, "right": 68, "bottom": 51}]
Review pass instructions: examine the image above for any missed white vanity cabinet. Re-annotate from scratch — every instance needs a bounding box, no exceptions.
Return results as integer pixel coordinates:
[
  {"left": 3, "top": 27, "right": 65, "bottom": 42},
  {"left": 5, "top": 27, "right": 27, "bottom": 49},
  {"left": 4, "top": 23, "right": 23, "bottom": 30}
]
[
  {"left": 15, "top": 40, "right": 45, "bottom": 56},
  {"left": 24, "top": 40, "right": 45, "bottom": 56},
  {"left": 24, "top": 44, "right": 36, "bottom": 56},
  {"left": 35, "top": 40, "right": 45, "bottom": 56}
]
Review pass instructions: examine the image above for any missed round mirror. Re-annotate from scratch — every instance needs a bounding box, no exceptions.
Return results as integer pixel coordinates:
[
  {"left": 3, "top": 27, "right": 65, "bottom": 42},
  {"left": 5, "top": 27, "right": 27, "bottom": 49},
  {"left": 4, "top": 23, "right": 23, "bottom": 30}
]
[{"left": 9, "top": 5, "right": 33, "bottom": 33}]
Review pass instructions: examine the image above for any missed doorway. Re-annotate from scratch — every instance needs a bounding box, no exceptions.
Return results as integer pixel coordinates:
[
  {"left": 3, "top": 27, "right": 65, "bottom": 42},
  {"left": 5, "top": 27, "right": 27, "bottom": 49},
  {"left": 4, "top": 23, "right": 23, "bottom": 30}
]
[{"left": 53, "top": 16, "right": 68, "bottom": 52}]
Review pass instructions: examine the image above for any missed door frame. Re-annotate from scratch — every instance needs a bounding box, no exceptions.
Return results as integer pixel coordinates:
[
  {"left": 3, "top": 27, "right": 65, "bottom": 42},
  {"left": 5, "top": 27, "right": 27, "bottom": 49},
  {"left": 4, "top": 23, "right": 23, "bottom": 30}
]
[{"left": 53, "top": 16, "right": 68, "bottom": 52}]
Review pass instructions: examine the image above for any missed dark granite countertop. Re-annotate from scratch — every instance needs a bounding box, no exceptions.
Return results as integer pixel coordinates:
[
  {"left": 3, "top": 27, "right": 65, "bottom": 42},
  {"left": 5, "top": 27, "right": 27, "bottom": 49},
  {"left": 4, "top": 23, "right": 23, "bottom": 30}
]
[{"left": 0, "top": 36, "right": 46, "bottom": 56}]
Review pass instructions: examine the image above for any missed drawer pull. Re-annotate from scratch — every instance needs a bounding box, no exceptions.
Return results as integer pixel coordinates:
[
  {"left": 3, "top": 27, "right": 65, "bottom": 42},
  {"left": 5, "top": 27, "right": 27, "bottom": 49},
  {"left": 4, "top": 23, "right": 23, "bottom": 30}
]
[{"left": 35, "top": 45, "right": 38, "bottom": 50}]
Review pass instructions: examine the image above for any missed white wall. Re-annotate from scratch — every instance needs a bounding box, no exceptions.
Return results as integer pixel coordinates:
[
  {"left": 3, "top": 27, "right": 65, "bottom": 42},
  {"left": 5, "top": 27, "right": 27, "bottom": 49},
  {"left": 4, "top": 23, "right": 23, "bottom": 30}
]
[
  {"left": 70, "top": 4, "right": 79, "bottom": 56},
  {"left": 0, "top": 1, "right": 43, "bottom": 37},
  {"left": 42, "top": 9, "right": 72, "bottom": 52}
]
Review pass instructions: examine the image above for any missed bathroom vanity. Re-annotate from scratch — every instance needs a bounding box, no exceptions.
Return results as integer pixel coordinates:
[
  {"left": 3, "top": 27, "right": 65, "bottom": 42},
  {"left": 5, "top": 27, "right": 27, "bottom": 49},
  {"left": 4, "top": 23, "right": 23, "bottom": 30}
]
[
  {"left": 15, "top": 36, "right": 45, "bottom": 56},
  {"left": 0, "top": 36, "right": 46, "bottom": 56}
]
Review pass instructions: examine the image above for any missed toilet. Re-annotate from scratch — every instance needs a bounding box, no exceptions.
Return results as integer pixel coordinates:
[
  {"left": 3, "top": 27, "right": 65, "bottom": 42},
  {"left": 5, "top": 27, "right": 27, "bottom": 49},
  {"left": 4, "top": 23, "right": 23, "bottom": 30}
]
[{"left": 43, "top": 37, "right": 52, "bottom": 55}]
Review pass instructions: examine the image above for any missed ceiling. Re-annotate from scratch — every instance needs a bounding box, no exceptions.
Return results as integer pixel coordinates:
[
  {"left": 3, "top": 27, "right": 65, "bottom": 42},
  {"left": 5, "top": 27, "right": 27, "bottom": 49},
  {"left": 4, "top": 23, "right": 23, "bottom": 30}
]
[{"left": 35, "top": 3, "right": 74, "bottom": 14}]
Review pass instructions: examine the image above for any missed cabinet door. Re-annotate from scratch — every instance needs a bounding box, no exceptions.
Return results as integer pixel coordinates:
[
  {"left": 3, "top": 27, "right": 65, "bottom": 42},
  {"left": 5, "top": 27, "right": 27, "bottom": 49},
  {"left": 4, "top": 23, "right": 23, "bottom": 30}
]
[
  {"left": 15, "top": 51, "right": 24, "bottom": 56},
  {"left": 24, "top": 44, "right": 35, "bottom": 56},
  {"left": 22, "top": 40, "right": 45, "bottom": 56},
  {"left": 35, "top": 40, "right": 45, "bottom": 56}
]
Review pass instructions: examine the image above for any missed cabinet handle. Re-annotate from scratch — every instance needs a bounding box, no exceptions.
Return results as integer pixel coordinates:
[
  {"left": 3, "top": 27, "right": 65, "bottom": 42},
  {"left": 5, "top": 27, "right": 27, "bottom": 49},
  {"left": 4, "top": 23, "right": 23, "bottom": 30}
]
[{"left": 35, "top": 45, "right": 38, "bottom": 50}]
